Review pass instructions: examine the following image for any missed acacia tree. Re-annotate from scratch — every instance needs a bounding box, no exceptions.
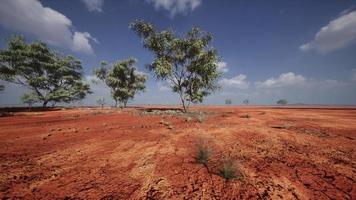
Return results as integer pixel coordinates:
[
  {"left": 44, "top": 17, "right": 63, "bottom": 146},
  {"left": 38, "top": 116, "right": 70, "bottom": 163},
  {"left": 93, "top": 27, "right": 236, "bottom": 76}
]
[
  {"left": 97, "top": 97, "right": 106, "bottom": 109},
  {"left": 225, "top": 99, "right": 232, "bottom": 105},
  {"left": 0, "top": 36, "right": 91, "bottom": 107},
  {"left": 243, "top": 99, "right": 249, "bottom": 105},
  {"left": 130, "top": 20, "right": 221, "bottom": 112},
  {"left": 94, "top": 58, "right": 147, "bottom": 108},
  {"left": 277, "top": 99, "right": 288, "bottom": 105},
  {"left": 21, "top": 93, "right": 37, "bottom": 111}
]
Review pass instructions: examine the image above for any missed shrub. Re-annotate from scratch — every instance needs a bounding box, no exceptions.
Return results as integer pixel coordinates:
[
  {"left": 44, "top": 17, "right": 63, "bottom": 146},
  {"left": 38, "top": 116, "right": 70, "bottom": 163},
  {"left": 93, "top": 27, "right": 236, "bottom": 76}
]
[
  {"left": 219, "top": 160, "right": 240, "bottom": 180},
  {"left": 240, "top": 114, "right": 250, "bottom": 118},
  {"left": 197, "top": 112, "right": 205, "bottom": 123},
  {"left": 225, "top": 99, "right": 232, "bottom": 105},
  {"left": 195, "top": 140, "right": 211, "bottom": 165}
]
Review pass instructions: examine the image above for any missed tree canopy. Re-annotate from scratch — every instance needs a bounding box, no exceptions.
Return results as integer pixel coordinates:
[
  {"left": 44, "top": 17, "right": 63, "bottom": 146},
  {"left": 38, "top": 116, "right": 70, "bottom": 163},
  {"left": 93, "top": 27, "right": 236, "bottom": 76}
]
[
  {"left": 94, "top": 58, "right": 147, "bottom": 108},
  {"left": 0, "top": 36, "right": 91, "bottom": 107},
  {"left": 277, "top": 99, "right": 288, "bottom": 105},
  {"left": 130, "top": 20, "right": 221, "bottom": 112},
  {"left": 243, "top": 99, "right": 249, "bottom": 105}
]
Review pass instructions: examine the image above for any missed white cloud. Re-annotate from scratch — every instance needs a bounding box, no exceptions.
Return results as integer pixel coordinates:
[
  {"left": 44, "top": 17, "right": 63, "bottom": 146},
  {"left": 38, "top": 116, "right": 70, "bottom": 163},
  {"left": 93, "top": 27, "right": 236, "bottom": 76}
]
[
  {"left": 157, "top": 81, "right": 171, "bottom": 91},
  {"left": 300, "top": 10, "right": 356, "bottom": 53},
  {"left": 219, "top": 74, "right": 250, "bottom": 89},
  {"left": 255, "top": 72, "right": 306, "bottom": 88},
  {"left": 217, "top": 61, "right": 228, "bottom": 73},
  {"left": 81, "top": 0, "right": 104, "bottom": 12},
  {"left": 146, "top": 0, "right": 202, "bottom": 17},
  {"left": 0, "top": 0, "right": 97, "bottom": 54}
]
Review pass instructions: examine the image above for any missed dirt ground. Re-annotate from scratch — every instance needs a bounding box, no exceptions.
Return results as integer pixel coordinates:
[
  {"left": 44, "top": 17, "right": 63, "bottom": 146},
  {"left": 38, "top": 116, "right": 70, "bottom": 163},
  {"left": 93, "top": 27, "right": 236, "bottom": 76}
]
[{"left": 0, "top": 106, "right": 355, "bottom": 199}]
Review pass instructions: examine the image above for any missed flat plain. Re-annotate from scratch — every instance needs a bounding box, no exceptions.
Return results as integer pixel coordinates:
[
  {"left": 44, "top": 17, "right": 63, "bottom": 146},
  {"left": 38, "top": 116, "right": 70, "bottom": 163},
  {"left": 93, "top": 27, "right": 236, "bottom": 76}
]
[{"left": 0, "top": 106, "right": 355, "bottom": 199}]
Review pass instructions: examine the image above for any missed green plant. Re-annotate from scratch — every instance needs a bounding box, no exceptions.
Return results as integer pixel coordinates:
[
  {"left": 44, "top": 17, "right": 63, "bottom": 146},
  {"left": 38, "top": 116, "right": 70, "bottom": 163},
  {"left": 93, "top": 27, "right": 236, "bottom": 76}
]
[
  {"left": 242, "top": 99, "right": 249, "bottom": 105},
  {"left": 225, "top": 99, "right": 232, "bottom": 105},
  {"left": 276, "top": 99, "right": 288, "bottom": 105},
  {"left": 197, "top": 112, "right": 205, "bottom": 123},
  {"left": 97, "top": 97, "right": 106, "bottom": 109},
  {"left": 131, "top": 20, "right": 221, "bottom": 112},
  {"left": 219, "top": 160, "right": 239, "bottom": 180},
  {"left": 195, "top": 146, "right": 210, "bottom": 165},
  {"left": 195, "top": 140, "right": 211, "bottom": 165},
  {"left": 94, "top": 58, "right": 147, "bottom": 108},
  {"left": 0, "top": 35, "right": 91, "bottom": 107},
  {"left": 240, "top": 114, "right": 250, "bottom": 118}
]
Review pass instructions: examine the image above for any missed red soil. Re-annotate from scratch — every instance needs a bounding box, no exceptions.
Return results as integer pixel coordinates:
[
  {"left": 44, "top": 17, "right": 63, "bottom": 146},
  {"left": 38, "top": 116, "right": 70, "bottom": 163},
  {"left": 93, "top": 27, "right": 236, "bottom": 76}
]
[{"left": 0, "top": 106, "right": 355, "bottom": 199}]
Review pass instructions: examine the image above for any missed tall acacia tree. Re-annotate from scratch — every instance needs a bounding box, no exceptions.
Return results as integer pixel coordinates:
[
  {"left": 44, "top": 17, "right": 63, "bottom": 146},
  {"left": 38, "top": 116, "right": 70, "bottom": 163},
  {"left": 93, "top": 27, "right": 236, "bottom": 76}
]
[
  {"left": 130, "top": 20, "right": 221, "bottom": 112},
  {"left": 0, "top": 36, "right": 91, "bottom": 107},
  {"left": 94, "top": 58, "right": 147, "bottom": 108}
]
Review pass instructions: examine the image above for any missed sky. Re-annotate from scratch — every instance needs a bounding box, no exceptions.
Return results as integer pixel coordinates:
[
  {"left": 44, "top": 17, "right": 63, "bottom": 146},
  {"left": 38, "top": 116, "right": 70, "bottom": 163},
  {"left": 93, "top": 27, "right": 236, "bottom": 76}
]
[{"left": 0, "top": 0, "right": 356, "bottom": 106}]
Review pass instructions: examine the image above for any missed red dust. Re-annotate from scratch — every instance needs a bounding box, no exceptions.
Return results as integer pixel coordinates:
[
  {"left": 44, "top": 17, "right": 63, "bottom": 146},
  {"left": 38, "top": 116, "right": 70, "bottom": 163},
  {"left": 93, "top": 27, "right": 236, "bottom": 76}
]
[{"left": 0, "top": 106, "right": 355, "bottom": 199}]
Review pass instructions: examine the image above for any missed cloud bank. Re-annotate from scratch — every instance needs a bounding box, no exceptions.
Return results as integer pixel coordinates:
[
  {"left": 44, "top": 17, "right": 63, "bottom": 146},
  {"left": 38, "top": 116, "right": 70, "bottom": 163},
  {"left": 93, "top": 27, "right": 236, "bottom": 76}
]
[
  {"left": 146, "top": 0, "right": 202, "bottom": 17},
  {"left": 0, "top": 0, "right": 97, "bottom": 54},
  {"left": 81, "top": 0, "right": 104, "bottom": 12},
  {"left": 300, "top": 9, "right": 356, "bottom": 53}
]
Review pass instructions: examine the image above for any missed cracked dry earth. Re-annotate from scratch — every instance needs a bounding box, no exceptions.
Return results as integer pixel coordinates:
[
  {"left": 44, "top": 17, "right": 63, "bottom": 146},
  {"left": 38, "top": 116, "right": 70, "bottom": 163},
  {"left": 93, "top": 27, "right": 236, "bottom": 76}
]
[{"left": 0, "top": 106, "right": 355, "bottom": 199}]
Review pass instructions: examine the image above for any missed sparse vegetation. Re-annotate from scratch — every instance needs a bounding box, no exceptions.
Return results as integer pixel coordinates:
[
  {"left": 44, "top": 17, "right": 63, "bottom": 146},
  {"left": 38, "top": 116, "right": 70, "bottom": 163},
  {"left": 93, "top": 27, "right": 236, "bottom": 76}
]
[
  {"left": 240, "top": 114, "right": 250, "bottom": 118},
  {"left": 131, "top": 20, "right": 221, "bottom": 112},
  {"left": 94, "top": 58, "right": 147, "bottom": 108},
  {"left": 21, "top": 93, "right": 37, "bottom": 111},
  {"left": 197, "top": 112, "right": 205, "bottom": 123},
  {"left": 277, "top": 99, "right": 288, "bottom": 105},
  {"left": 0, "top": 36, "right": 91, "bottom": 107},
  {"left": 243, "top": 99, "right": 249, "bottom": 105},
  {"left": 225, "top": 99, "right": 232, "bottom": 105},
  {"left": 97, "top": 97, "right": 106, "bottom": 109},
  {"left": 195, "top": 139, "right": 211, "bottom": 165},
  {"left": 219, "top": 160, "right": 243, "bottom": 181}
]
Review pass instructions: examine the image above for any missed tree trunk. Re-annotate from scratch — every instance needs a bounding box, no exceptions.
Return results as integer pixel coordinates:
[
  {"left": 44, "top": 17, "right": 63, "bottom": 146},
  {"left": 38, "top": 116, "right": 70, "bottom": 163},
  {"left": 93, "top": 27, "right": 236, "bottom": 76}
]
[
  {"left": 123, "top": 100, "right": 127, "bottom": 108},
  {"left": 114, "top": 99, "right": 118, "bottom": 108},
  {"left": 42, "top": 101, "right": 48, "bottom": 108},
  {"left": 180, "top": 95, "right": 187, "bottom": 113}
]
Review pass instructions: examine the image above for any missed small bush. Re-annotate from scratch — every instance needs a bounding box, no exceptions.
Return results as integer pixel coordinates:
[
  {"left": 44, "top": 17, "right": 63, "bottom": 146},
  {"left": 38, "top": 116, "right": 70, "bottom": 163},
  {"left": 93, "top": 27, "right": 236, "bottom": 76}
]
[
  {"left": 196, "top": 146, "right": 210, "bottom": 165},
  {"left": 240, "top": 114, "right": 250, "bottom": 118},
  {"left": 219, "top": 160, "right": 238, "bottom": 180},
  {"left": 197, "top": 112, "right": 205, "bottom": 123},
  {"left": 195, "top": 139, "right": 211, "bottom": 165}
]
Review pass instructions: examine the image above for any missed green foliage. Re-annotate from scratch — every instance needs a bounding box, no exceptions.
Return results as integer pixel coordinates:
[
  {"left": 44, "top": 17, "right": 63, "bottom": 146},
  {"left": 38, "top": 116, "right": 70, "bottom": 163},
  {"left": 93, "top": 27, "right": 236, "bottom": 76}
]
[
  {"left": 195, "top": 140, "right": 211, "bottom": 165},
  {"left": 0, "top": 35, "right": 91, "bottom": 107},
  {"left": 21, "top": 93, "right": 38, "bottom": 108},
  {"left": 276, "top": 99, "right": 288, "bottom": 105},
  {"left": 219, "top": 160, "right": 238, "bottom": 180},
  {"left": 225, "top": 98, "right": 232, "bottom": 105},
  {"left": 242, "top": 99, "right": 249, "bottom": 105},
  {"left": 94, "top": 58, "right": 147, "bottom": 107},
  {"left": 130, "top": 20, "right": 221, "bottom": 112}
]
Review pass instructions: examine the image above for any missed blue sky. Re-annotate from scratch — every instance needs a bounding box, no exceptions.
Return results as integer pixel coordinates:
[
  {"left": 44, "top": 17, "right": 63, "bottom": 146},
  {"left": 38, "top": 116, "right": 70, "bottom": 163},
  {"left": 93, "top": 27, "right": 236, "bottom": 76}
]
[{"left": 0, "top": 0, "right": 356, "bottom": 106}]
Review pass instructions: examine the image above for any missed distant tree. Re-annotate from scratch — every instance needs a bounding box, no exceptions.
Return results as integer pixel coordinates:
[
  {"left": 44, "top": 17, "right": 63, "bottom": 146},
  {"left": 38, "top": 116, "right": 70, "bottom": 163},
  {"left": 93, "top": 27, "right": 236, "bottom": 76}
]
[
  {"left": 94, "top": 58, "right": 147, "bottom": 108},
  {"left": 21, "top": 93, "right": 37, "bottom": 111},
  {"left": 0, "top": 36, "right": 91, "bottom": 107},
  {"left": 277, "top": 99, "right": 288, "bottom": 105},
  {"left": 225, "top": 98, "right": 232, "bottom": 105},
  {"left": 130, "top": 20, "right": 221, "bottom": 112},
  {"left": 97, "top": 97, "right": 106, "bottom": 109},
  {"left": 243, "top": 99, "right": 249, "bottom": 105}
]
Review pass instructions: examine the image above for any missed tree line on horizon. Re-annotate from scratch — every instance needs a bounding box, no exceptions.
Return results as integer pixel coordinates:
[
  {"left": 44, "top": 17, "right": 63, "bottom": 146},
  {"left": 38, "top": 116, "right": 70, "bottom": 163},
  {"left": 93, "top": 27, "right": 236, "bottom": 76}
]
[{"left": 0, "top": 20, "right": 222, "bottom": 112}]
